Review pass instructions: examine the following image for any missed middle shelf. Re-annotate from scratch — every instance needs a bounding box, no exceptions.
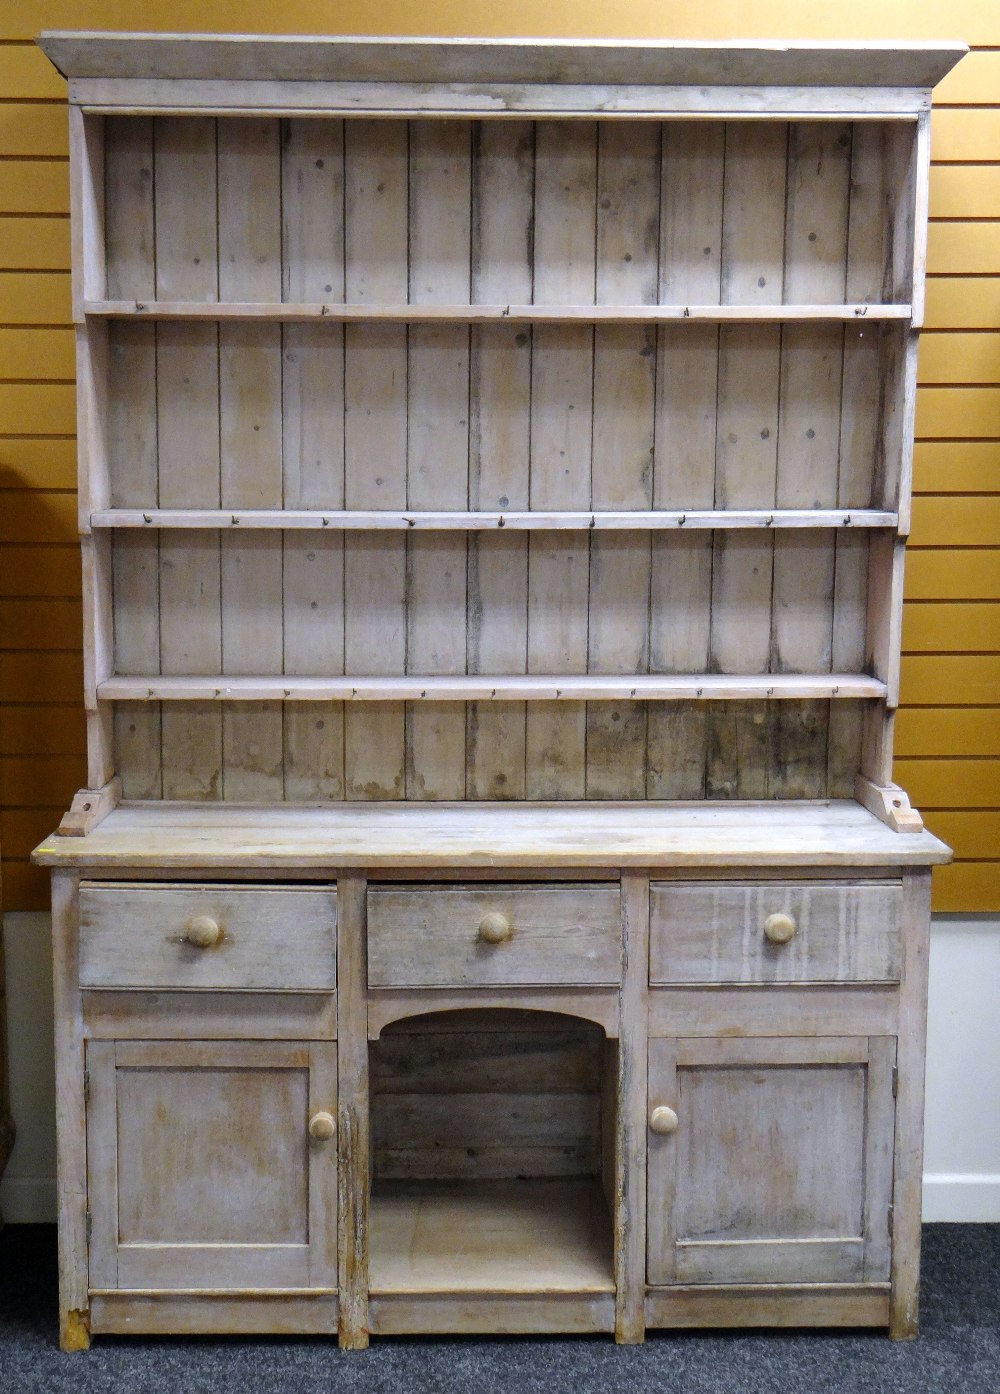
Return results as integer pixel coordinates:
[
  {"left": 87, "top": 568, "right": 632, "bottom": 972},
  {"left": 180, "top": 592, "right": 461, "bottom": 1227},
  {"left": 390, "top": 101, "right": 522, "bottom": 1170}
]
[{"left": 99, "top": 674, "right": 887, "bottom": 702}]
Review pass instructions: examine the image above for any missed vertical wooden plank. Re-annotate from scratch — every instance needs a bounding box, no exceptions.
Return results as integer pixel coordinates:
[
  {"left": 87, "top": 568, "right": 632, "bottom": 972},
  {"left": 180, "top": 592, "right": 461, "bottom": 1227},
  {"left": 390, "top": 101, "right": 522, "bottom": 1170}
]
[
  {"left": 645, "top": 1036, "right": 678, "bottom": 1287},
  {"left": 159, "top": 532, "right": 222, "bottom": 800},
  {"left": 85, "top": 1039, "right": 119, "bottom": 1289},
  {"left": 648, "top": 122, "right": 725, "bottom": 798},
  {"left": 885, "top": 120, "right": 919, "bottom": 313},
  {"left": 587, "top": 121, "right": 658, "bottom": 799},
  {"left": 526, "top": 121, "right": 596, "bottom": 798},
  {"left": 308, "top": 1041, "right": 340, "bottom": 1288},
  {"left": 104, "top": 108, "right": 158, "bottom": 689},
  {"left": 616, "top": 873, "right": 648, "bottom": 1343},
  {"left": 217, "top": 118, "right": 284, "bottom": 801},
  {"left": 154, "top": 115, "right": 222, "bottom": 800},
  {"left": 708, "top": 122, "right": 787, "bottom": 799},
  {"left": 105, "top": 104, "right": 156, "bottom": 818},
  {"left": 467, "top": 120, "right": 533, "bottom": 799},
  {"left": 908, "top": 113, "right": 931, "bottom": 329},
  {"left": 104, "top": 116, "right": 154, "bottom": 300},
  {"left": 71, "top": 108, "right": 113, "bottom": 791},
  {"left": 863, "top": 1035, "right": 897, "bottom": 1283},
  {"left": 283, "top": 700, "right": 345, "bottom": 802},
  {"left": 830, "top": 122, "right": 886, "bottom": 794},
  {"left": 343, "top": 119, "right": 408, "bottom": 800},
  {"left": 112, "top": 531, "right": 162, "bottom": 798},
  {"left": 890, "top": 869, "right": 932, "bottom": 1338},
  {"left": 280, "top": 119, "right": 347, "bottom": 800},
  {"left": 69, "top": 106, "right": 105, "bottom": 316},
  {"left": 220, "top": 534, "right": 284, "bottom": 798},
  {"left": 50, "top": 870, "right": 90, "bottom": 1349},
  {"left": 844, "top": 121, "right": 889, "bottom": 307},
  {"left": 405, "top": 119, "right": 471, "bottom": 799},
  {"left": 281, "top": 117, "right": 345, "bottom": 508},
  {"left": 336, "top": 873, "right": 369, "bottom": 1348},
  {"left": 770, "top": 122, "right": 851, "bottom": 797},
  {"left": 283, "top": 533, "right": 345, "bottom": 799},
  {"left": 107, "top": 325, "right": 157, "bottom": 510},
  {"left": 114, "top": 705, "right": 163, "bottom": 800}
]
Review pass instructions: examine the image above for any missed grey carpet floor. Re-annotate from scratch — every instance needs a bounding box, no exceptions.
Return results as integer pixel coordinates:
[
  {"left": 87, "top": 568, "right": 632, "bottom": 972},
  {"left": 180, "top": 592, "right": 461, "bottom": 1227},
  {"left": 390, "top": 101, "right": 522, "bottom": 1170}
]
[{"left": 1, "top": 1224, "right": 997, "bottom": 1394}]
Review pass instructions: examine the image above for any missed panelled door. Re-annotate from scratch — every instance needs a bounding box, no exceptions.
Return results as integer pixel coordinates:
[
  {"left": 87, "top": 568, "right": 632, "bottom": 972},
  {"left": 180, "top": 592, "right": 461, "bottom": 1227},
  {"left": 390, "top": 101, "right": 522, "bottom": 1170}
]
[
  {"left": 647, "top": 1036, "right": 896, "bottom": 1286},
  {"left": 87, "top": 1039, "right": 338, "bottom": 1290}
]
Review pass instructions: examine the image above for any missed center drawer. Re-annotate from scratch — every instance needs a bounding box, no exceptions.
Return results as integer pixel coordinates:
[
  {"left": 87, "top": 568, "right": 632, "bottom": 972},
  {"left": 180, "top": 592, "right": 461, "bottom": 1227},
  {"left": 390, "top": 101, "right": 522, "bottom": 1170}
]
[
  {"left": 367, "top": 884, "right": 621, "bottom": 988},
  {"left": 79, "top": 883, "right": 337, "bottom": 990}
]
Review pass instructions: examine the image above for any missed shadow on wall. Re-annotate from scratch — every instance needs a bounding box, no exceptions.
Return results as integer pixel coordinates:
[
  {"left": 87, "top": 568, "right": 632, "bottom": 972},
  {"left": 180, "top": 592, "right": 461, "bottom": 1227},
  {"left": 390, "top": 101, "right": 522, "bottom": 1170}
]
[{"left": 0, "top": 460, "right": 86, "bottom": 915}]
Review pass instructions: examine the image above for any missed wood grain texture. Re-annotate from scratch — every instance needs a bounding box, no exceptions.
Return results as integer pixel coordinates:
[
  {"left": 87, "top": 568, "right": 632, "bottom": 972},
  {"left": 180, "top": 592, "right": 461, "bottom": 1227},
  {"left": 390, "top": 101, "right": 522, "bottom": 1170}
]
[
  {"left": 87, "top": 1038, "right": 337, "bottom": 1291},
  {"left": 647, "top": 1035, "right": 894, "bottom": 1286},
  {"left": 368, "top": 884, "right": 620, "bottom": 988},
  {"left": 649, "top": 880, "right": 902, "bottom": 985},
  {"left": 78, "top": 883, "right": 336, "bottom": 990}
]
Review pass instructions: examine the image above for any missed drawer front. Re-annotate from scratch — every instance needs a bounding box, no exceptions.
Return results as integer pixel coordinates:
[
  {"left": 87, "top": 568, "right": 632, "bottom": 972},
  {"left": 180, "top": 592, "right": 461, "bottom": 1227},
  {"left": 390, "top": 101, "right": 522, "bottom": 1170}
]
[
  {"left": 367, "top": 884, "right": 621, "bottom": 988},
  {"left": 79, "top": 884, "right": 337, "bottom": 990},
  {"left": 649, "top": 881, "right": 902, "bottom": 985}
]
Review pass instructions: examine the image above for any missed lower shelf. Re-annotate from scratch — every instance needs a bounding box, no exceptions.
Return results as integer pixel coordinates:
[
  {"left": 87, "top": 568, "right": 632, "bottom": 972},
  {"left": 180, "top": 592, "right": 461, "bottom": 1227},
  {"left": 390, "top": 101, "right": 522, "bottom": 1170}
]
[{"left": 369, "top": 1177, "right": 615, "bottom": 1294}]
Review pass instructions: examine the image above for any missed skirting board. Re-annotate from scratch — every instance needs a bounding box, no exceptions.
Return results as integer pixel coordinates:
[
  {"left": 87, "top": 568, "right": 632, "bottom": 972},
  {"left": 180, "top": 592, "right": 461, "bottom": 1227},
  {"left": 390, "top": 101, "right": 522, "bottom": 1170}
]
[
  {"left": 922, "top": 1176, "right": 1000, "bottom": 1223},
  {"left": 3, "top": 911, "right": 999, "bottom": 1224}
]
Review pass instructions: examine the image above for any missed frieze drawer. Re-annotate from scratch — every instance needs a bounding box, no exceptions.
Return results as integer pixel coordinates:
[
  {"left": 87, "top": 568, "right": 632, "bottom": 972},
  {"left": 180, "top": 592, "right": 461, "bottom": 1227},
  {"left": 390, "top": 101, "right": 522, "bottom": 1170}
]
[
  {"left": 649, "top": 881, "right": 903, "bottom": 985},
  {"left": 367, "top": 884, "right": 621, "bottom": 988},
  {"left": 79, "top": 883, "right": 337, "bottom": 991}
]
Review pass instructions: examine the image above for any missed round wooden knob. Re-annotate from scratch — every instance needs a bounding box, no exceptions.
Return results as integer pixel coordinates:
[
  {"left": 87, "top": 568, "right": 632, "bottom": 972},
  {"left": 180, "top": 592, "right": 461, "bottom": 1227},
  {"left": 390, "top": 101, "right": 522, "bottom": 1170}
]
[
  {"left": 763, "top": 912, "right": 797, "bottom": 945},
  {"left": 478, "top": 911, "right": 512, "bottom": 945},
  {"left": 184, "top": 914, "right": 222, "bottom": 948},
  {"left": 308, "top": 1111, "right": 336, "bottom": 1141},
  {"left": 649, "top": 1105, "right": 679, "bottom": 1136}
]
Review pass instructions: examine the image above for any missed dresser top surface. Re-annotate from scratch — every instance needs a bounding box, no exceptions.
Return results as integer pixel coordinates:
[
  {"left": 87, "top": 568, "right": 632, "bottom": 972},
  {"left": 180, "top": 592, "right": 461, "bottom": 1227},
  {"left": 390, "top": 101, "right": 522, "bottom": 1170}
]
[{"left": 33, "top": 800, "right": 951, "bottom": 870}]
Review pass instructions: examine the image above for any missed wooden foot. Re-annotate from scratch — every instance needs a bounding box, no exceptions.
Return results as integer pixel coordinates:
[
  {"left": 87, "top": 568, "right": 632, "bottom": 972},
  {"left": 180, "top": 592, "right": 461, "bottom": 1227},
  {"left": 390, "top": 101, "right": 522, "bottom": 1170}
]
[
  {"left": 889, "top": 1307, "right": 919, "bottom": 1341},
  {"left": 61, "top": 1307, "right": 91, "bottom": 1352},
  {"left": 854, "top": 775, "right": 924, "bottom": 834},
  {"left": 57, "top": 777, "right": 122, "bottom": 837}
]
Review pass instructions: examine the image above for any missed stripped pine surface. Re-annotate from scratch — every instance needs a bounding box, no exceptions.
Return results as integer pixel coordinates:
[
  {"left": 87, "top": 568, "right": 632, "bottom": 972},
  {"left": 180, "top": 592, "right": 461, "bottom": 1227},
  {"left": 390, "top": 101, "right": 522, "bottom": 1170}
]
[
  {"left": 97, "top": 113, "right": 896, "bottom": 803},
  {"left": 370, "top": 1010, "right": 605, "bottom": 1181}
]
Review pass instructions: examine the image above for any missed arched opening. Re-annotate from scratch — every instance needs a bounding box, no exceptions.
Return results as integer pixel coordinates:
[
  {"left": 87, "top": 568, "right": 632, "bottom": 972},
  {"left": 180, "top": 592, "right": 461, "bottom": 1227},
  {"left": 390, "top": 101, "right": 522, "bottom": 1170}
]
[{"left": 368, "top": 1007, "right": 616, "bottom": 1297}]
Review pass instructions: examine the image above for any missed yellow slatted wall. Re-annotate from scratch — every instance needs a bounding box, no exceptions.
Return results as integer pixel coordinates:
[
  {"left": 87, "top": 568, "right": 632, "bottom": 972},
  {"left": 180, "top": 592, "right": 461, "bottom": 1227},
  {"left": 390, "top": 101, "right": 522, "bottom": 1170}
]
[{"left": 0, "top": 1, "right": 997, "bottom": 912}]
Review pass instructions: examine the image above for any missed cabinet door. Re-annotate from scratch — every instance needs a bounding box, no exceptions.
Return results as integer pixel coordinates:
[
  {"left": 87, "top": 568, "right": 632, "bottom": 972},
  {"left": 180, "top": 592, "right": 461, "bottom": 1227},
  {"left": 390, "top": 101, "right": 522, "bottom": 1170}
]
[
  {"left": 87, "top": 1039, "right": 337, "bottom": 1290},
  {"left": 647, "top": 1036, "right": 895, "bottom": 1286}
]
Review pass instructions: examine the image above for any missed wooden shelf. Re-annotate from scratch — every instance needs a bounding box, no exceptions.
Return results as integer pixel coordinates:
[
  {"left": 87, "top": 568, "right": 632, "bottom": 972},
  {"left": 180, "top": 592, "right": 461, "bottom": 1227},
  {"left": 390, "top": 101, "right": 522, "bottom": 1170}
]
[
  {"left": 98, "top": 673, "right": 888, "bottom": 703},
  {"left": 369, "top": 1178, "right": 614, "bottom": 1295},
  {"left": 84, "top": 300, "right": 912, "bottom": 324},
  {"left": 91, "top": 508, "right": 898, "bottom": 532}
]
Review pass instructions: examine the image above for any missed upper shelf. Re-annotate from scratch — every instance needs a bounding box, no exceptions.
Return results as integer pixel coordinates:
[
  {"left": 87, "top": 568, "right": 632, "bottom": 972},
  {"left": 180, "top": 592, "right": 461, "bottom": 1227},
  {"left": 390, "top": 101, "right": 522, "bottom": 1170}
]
[
  {"left": 85, "top": 300, "right": 911, "bottom": 325},
  {"left": 39, "top": 33, "right": 968, "bottom": 92},
  {"left": 92, "top": 509, "right": 898, "bottom": 532}
]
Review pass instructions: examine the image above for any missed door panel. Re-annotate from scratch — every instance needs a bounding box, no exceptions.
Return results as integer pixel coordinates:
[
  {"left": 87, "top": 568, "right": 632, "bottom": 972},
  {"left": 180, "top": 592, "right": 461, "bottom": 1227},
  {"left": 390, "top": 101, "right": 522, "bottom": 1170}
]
[
  {"left": 647, "top": 1035, "right": 895, "bottom": 1286},
  {"left": 87, "top": 1038, "right": 337, "bottom": 1291}
]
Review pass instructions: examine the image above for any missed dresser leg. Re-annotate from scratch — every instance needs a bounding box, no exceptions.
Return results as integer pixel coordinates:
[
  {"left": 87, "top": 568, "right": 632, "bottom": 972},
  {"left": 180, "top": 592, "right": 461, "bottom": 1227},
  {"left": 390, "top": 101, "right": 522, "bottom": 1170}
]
[
  {"left": 60, "top": 1307, "right": 91, "bottom": 1352},
  {"left": 337, "top": 874, "right": 369, "bottom": 1350}
]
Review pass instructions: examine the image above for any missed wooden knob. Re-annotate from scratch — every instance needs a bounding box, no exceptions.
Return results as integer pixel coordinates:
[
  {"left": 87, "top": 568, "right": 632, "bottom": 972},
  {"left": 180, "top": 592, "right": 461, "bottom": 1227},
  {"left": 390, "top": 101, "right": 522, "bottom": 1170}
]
[
  {"left": 184, "top": 914, "right": 221, "bottom": 948},
  {"left": 308, "top": 1111, "right": 336, "bottom": 1141},
  {"left": 478, "top": 911, "right": 512, "bottom": 945},
  {"left": 649, "top": 1105, "right": 679, "bottom": 1136},
  {"left": 763, "top": 912, "right": 797, "bottom": 945}
]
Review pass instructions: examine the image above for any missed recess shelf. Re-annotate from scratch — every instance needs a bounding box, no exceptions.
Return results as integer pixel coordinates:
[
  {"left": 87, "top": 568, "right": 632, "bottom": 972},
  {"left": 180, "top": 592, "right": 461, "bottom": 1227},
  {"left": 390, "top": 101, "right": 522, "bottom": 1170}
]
[
  {"left": 83, "top": 300, "right": 913, "bottom": 324},
  {"left": 98, "top": 674, "right": 888, "bottom": 703},
  {"left": 91, "top": 508, "right": 899, "bottom": 531},
  {"left": 369, "top": 1178, "right": 615, "bottom": 1295}
]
